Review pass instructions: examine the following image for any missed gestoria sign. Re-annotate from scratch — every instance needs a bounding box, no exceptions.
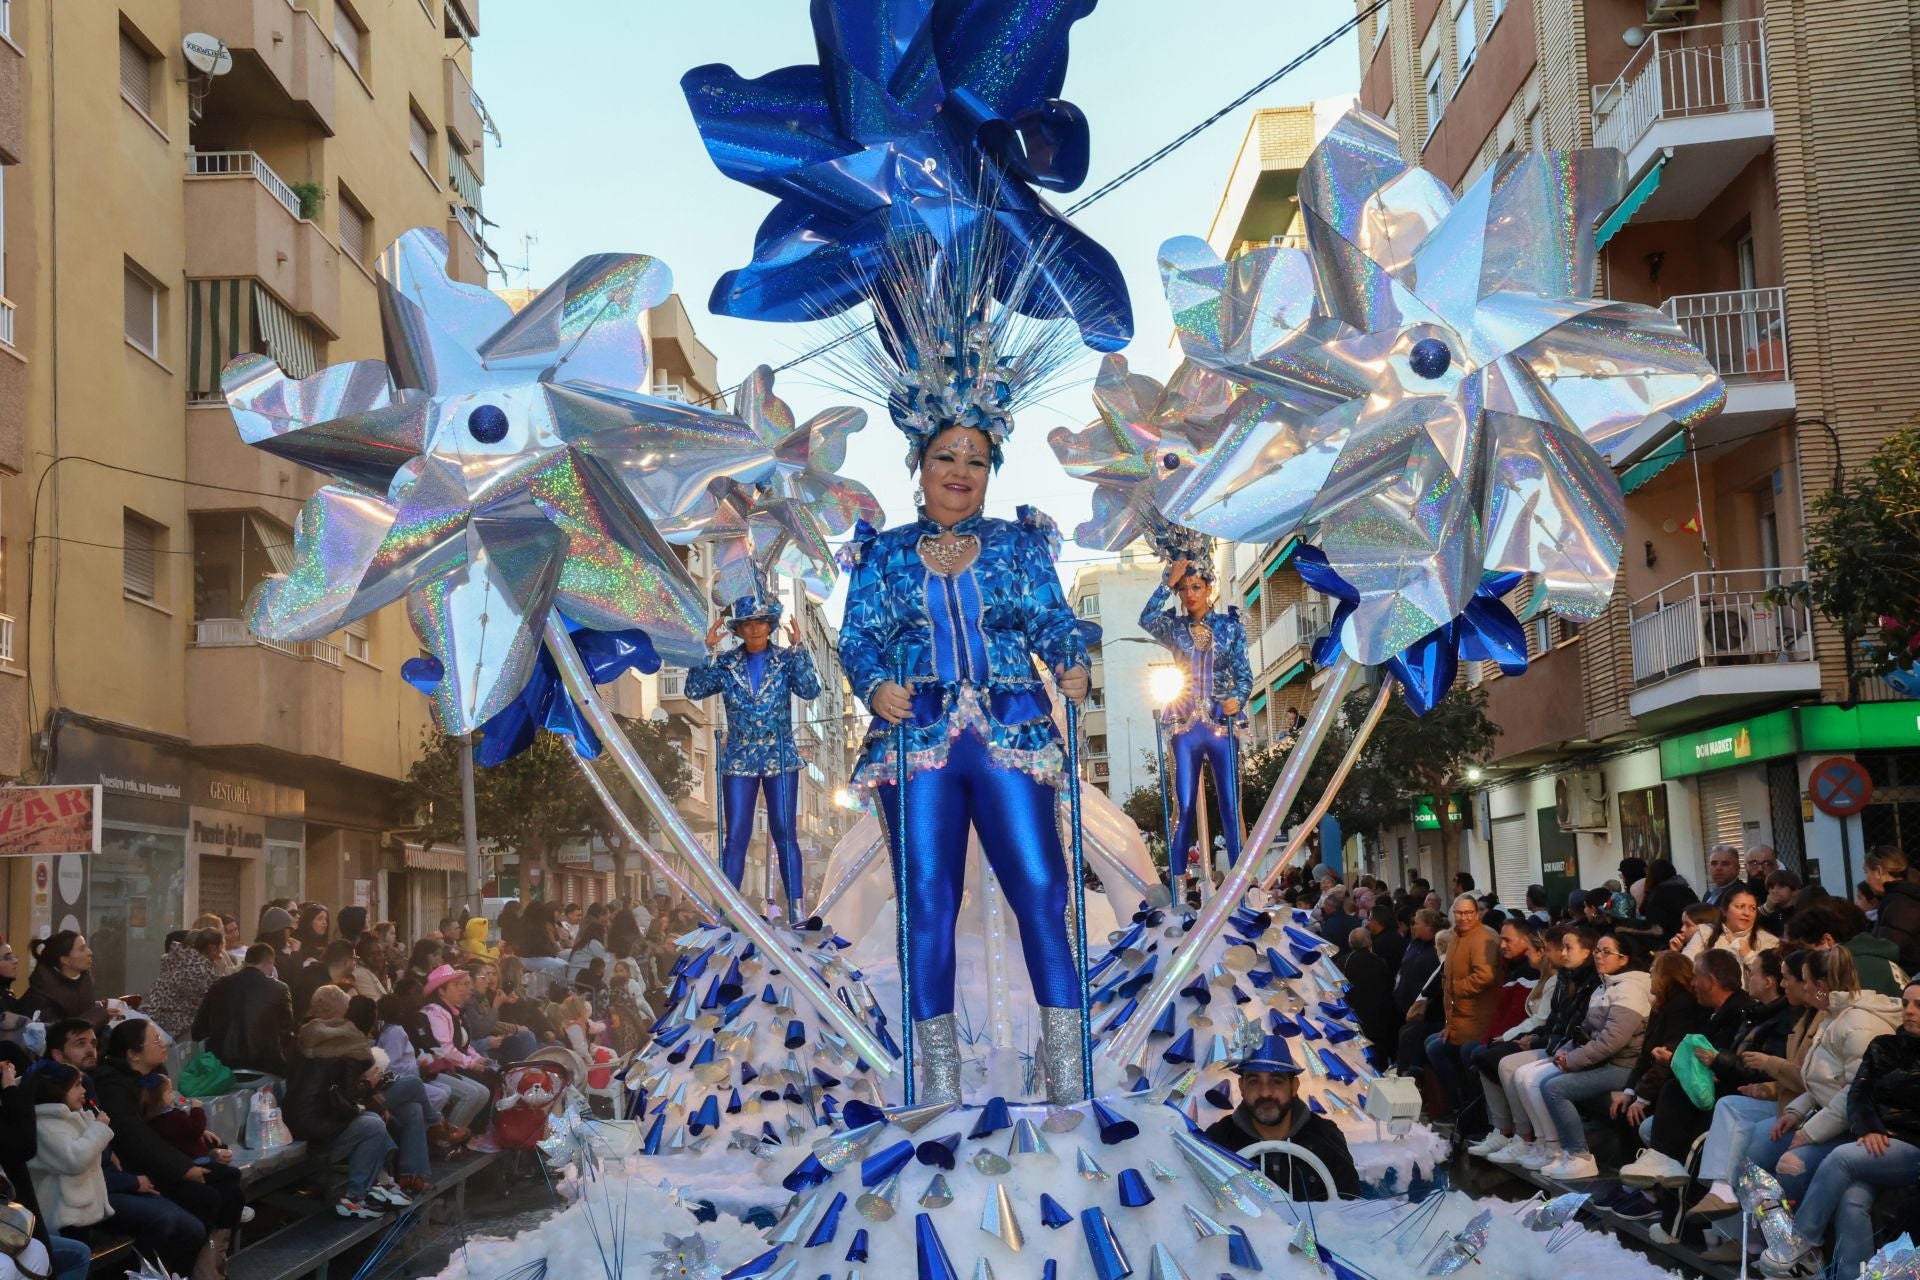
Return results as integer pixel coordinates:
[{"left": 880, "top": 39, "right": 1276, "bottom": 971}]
[{"left": 0, "top": 785, "right": 104, "bottom": 857}]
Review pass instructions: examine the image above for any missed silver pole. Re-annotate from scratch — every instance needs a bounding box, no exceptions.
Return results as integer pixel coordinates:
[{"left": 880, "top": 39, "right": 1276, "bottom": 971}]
[{"left": 459, "top": 732, "right": 482, "bottom": 912}]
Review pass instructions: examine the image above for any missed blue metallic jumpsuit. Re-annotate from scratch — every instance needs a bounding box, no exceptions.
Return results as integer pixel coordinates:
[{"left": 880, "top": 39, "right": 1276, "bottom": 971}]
[
  {"left": 1140, "top": 582, "right": 1253, "bottom": 879},
  {"left": 684, "top": 643, "right": 820, "bottom": 904},
  {"left": 841, "top": 507, "right": 1093, "bottom": 1022}
]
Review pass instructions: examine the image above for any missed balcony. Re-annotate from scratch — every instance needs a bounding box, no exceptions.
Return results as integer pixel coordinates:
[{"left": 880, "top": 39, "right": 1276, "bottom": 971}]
[
  {"left": 1628, "top": 567, "right": 1820, "bottom": 729},
  {"left": 1660, "top": 288, "right": 1795, "bottom": 437},
  {"left": 444, "top": 58, "right": 485, "bottom": 171},
  {"left": 658, "top": 666, "right": 690, "bottom": 701},
  {"left": 186, "top": 403, "right": 315, "bottom": 523},
  {"left": 1485, "top": 639, "right": 1588, "bottom": 765},
  {"left": 188, "top": 619, "right": 345, "bottom": 759},
  {"left": 446, "top": 208, "right": 487, "bottom": 286},
  {"left": 1250, "top": 599, "right": 1329, "bottom": 684},
  {"left": 444, "top": 0, "right": 479, "bottom": 42},
  {"left": 648, "top": 295, "right": 720, "bottom": 396},
  {"left": 180, "top": 0, "right": 336, "bottom": 135},
  {"left": 185, "top": 151, "right": 342, "bottom": 337},
  {"left": 1592, "top": 19, "right": 1773, "bottom": 222}
]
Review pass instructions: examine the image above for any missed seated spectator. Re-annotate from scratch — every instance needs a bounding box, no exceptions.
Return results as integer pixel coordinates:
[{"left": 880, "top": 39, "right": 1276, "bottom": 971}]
[
  {"left": 460, "top": 919, "right": 498, "bottom": 964},
  {"left": 352, "top": 934, "right": 392, "bottom": 1001},
  {"left": 1669, "top": 902, "right": 1719, "bottom": 955},
  {"left": 404, "top": 939, "right": 443, "bottom": 987},
  {"left": 606, "top": 960, "right": 651, "bottom": 1058},
  {"left": 605, "top": 909, "right": 645, "bottom": 966},
  {"left": 1342, "top": 929, "right": 1399, "bottom": 1055},
  {"left": 342, "top": 994, "right": 436, "bottom": 1195},
  {"left": 290, "top": 940, "right": 357, "bottom": 1022},
  {"left": 141, "top": 1073, "right": 233, "bottom": 1177},
  {"left": 1524, "top": 885, "right": 1551, "bottom": 926},
  {"left": 1616, "top": 949, "right": 1757, "bottom": 1187},
  {"left": 1867, "top": 846, "right": 1920, "bottom": 969},
  {"left": 1391, "top": 909, "right": 1444, "bottom": 1071},
  {"left": 1469, "top": 924, "right": 1566, "bottom": 1160},
  {"left": 1743, "top": 946, "right": 1900, "bottom": 1204},
  {"left": 1424, "top": 896, "right": 1503, "bottom": 1118},
  {"left": 1757, "top": 869, "right": 1800, "bottom": 939},
  {"left": 1525, "top": 933, "right": 1653, "bottom": 1180},
  {"left": 1683, "top": 948, "right": 1800, "bottom": 1222},
  {"left": 1759, "top": 977, "right": 1920, "bottom": 1278},
  {"left": 1200, "top": 1035, "right": 1358, "bottom": 1201},
  {"left": 419, "top": 966, "right": 496, "bottom": 1133},
  {"left": 24, "top": 934, "right": 105, "bottom": 1030},
  {"left": 336, "top": 907, "right": 367, "bottom": 950},
  {"left": 1317, "top": 888, "right": 1361, "bottom": 957},
  {"left": 282, "top": 985, "right": 409, "bottom": 1218},
  {"left": 439, "top": 918, "right": 464, "bottom": 952},
  {"left": 143, "top": 929, "right": 228, "bottom": 1044},
  {"left": 461, "top": 962, "right": 537, "bottom": 1064},
  {"left": 1683, "top": 886, "right": 1778, "bottom": 974},
  {"left": 1610, "top": 952, "right": 1701, "bottom": 1128},
  {"left": 1642, "top": 859, "right": 1700, "bottom": 943},
  {"left": 94, "top": 1020, "right": 244, "bottom": 1252},
  {"left": 1366, "top": 901, "right": 1406, "bottom": 976},
  {"left": 1786, "top": 901, "right": 1906, "bottom": 997},
  {"left": 494, "top": 959, "right": 555, "bottom": 1046},
  {"left": 26, "top": 1063, "right": 113, "bottom": 1236},
  {"left": 372, "top": 983, "right": 465, "bottom": 1152},
  {"left": 553, "top": 995, "right": 604, "bottom": 1060},
  {"left": 254, "top": 906, "right": 296, "bottom": 963},
  {"left": 0, "top": 943, "right": 33, "bottom": 1047},
  {"left": 190, "top": 944, "right": 294, "bottom": 1076}
]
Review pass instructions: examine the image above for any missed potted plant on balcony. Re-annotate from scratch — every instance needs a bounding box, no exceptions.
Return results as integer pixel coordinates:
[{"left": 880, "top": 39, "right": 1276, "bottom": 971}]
[{"left": 289, "top": 182, "right": 326, "bottom": 222}]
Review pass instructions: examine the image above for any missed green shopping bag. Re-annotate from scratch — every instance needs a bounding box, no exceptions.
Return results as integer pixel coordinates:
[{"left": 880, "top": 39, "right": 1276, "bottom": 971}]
[
  {"left": 1671, "top": 1032, "right": 1718, "bottom": 1110},
  {"left": 178, "top": 1050, "right": 238, "bottom": 1098}
]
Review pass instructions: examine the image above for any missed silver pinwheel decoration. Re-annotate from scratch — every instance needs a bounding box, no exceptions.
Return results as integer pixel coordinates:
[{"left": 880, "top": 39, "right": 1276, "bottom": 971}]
[
  {"left": 222, "top": 227, "right": 784, "bottom": 733},
  {"left": 1154, "top": 109, "right": 1725, "bottom": 664},
  {"left": 648, "top": 1232, "right": 722, "bottom": 1280}
]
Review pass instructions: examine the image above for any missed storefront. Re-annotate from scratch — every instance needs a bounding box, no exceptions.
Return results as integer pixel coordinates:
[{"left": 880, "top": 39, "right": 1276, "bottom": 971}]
[{"left": 1479, "top": 745, "right": 1681, "bottom": 910}]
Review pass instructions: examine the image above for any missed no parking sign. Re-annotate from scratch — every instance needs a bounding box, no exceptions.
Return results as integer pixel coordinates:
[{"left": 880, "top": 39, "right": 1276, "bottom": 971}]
[{"left": 1809, "top": 757, "right": 1873, "bottom": 817}]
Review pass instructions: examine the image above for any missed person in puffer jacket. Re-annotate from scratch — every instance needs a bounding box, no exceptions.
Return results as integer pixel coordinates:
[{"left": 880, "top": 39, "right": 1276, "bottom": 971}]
[
  {"left": 1486, "top": 926, "right": 1601, "bottom": 1170},
  {"left": 1744, "top": 945, "right": 1902, "bottom": 1208},
  {"left": 1529, "top": 933, "right": 1654, "bottom": 1179},
  {"left": 1758, "top": 977, "right": 1920, "bottom": 1279},
  {"left": 26, "top": 1063, "right": 112, "bottom": 1232}
]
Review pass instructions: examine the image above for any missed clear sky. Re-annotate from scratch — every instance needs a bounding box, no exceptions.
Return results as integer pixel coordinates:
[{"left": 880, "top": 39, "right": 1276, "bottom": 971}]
[{"left": 473, "top": 1, "right": 1362, "bottom": 595}]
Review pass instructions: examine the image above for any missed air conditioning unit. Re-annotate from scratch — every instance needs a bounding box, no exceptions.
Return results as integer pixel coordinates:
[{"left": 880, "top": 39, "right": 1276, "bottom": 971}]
[
  {"left": 1646, "top": 0, "right": 1699, "bottom": 25},
  {"left": 1556, "top": 770, "right": 1610, "bottom": 831}
]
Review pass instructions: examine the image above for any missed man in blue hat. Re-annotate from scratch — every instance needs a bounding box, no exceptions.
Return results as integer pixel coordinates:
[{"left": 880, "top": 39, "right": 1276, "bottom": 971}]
[
  {"left": 686, "top": 585, "right": 821, "bottom": 925},
  {"left": 1200, "top": 1035, "right": 1359, "bottom": 1201}
]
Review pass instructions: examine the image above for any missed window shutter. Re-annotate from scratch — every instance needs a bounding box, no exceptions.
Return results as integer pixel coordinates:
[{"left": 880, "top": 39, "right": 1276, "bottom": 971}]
[
  {"left": 1490, "top": 814, "right": 1531, "bottom": 905},
  {"left": 119, "top": 32, "right": 152, "bottom": 114},
  {"left": 124, "top": 266, "right": 157, "bottom": 354},
  {"left": 339, "top": 199, "right": 367, "bottom": 264},
  {"left": 333, "top": 7, "right": 363, "bottom": 74},
  {"left": 409, "top": 111, "right": 431, "bottom": 169},
  {"left": 1698, "top": 772, "right": 1745, "bottom": 849},
  {"left": 123, "top": 514, "right": 157, "bottom": 600}
]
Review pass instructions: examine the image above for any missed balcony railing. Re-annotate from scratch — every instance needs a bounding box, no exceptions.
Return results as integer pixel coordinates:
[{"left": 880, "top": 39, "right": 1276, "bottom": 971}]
[
  {"left": 1629, "top": 567, "right": 1813, "bottom": 686},
  {"left": 1593, "top": 19, "right": 1769, "bottom": 156},
  {"left": 0, "top": 614, "right": 13, "bottom": 664},
  {"left": 652, "top": 382, "right": 690, "bottom": 403},
  {"left": 187, "top": 151, "right": 303, "bottom": 222},
  {"left": 1661, "top": 288, "right": 1789, "bottom": 383},
  {"left": 193, "top": 617, "right": 340, "bottom": 665},
  {"left": 659, "top": 667, "right": 688, "bottom": 699},
  {"left": 0, "top": 297, "right": 14, "bottom": 349}
]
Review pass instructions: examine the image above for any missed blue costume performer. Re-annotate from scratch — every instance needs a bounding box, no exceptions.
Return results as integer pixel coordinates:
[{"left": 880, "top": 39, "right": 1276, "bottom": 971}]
[
  {"left": 685, "top": 589, "right": 820, "bottom": 924},
  {"left": 1141, "top": 557, "right": 1252, "bottom": 884}
]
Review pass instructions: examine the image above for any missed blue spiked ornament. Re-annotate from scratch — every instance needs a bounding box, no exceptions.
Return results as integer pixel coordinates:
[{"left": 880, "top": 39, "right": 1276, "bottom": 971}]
[
  {"left": 1266, "top": 948, "right": 1302, "bottom": 981},
  {"left": 782, "top": 1154, "right": 832, "bottom": 1192},
  {"left": 643, "top": 1112, "right": 665, "bottom": 1155},
  {"left": 861, "top": 1140, "right": 916, "bottom": 1188},
  {"left": 1091, "top": 1100, "right": 1140, "bottom": 1145},
  {"left": 914, "top": 1213, "right": 960, "bottom": 1280},
  {"left": 727, "top": 1088, "right": 743, "bottom": 1114},
  {"left": 1204, "top": 1083, "right": 1233, "bottom": 1111},
  {"left": 845, "top": 1228, "right": 869, "bottom": 1263},
  {"left": 1150, "top": 1004, "right": 1177, "bottom": 1038},
  {"left": 1227, "top": 1226, "right": 1262, "bottom": 1270},
  {"left": 1039, "top": 1193, "right": 1073, "bottom": 1229},
  {"left": 1161, "top": 1031, "right": 1195, "bottom": 1065},
  {"left": 1116, "top": 1168, "right": 1154, "bottom": 1208},
  {"left": 969, "top": 1097, "right": 1012, "bottom": 1139},
  {"left": 786, "top": 1020, "right": 807, "bottom": 1048},
  {"left": 804, "top": 1191, "right": 847, "bottom": 1248},
  {"left": 690, "top": 1094, "right": 722, "bottom": 1134},
  {"left": 1079, "top": 1208, "right": 1133, "bottom": 1280},
  {"left": 916, "top": 1133, "right": 961, "bottom": 1170}
]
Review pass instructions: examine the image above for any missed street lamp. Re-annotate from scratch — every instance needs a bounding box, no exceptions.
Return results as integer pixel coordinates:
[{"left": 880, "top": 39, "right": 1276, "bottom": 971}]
[
  {"left": 1149, "top": 665, "right": 1187, "bottom": 708},
  {"left": 1465, "top": 766, "right": 1484, "bottom": 783},
  {"left": 833, "top": 786, "right": 858, "bottom": 810}
]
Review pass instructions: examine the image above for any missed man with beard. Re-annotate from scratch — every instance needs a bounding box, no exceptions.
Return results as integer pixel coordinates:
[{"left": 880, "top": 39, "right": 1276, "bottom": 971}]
[{"left": 1201, "top": 1035, "right": 1359, "bottom": 1201}]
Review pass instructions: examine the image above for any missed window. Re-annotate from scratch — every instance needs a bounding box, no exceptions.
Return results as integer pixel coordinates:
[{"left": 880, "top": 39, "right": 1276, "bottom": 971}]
[
  {"left": 1531, "top": 613, "right": 1551, "bottom": 656},
  {"left": 345, "top": 616, "right": 370, "bottom": 662},
  {"left": 123, "top": 512, "right": 159, "bottom": 601},
  {"left": 408, "top": 104, "right": 435, "bottom": 176},
  {"left": 1453, "top": 0, "right": 1477, "bottom": 79},
  {"left": 1077, "top": 593, "right": 1101, "bottom": 618},
  {"left": 1424, "top": 62, "right": 1444, "bottom": 140},
  {"left": 1526, "top": 107, "right": 1543, "bottom": 151},
  {"left": 333, "top": 2, "right": 366, "bottom": 77},
  {"left": 119, "top": 27, "right": 155, "bottom": 117},
  {"left": 338, "top": 188, "right": 371, "bottom": 265},
  {"left": 123, "top": 261, "right": 159, "bottom": 356},
  {"left": 1490, "top": 0, "right": 1507, "bottom": 26},
  {"left": 1373, "top": 2, "right": 1390, "bottom": 47},
  {"left": 1087, "top": 734, "right": 1108, "bottom": 757}
]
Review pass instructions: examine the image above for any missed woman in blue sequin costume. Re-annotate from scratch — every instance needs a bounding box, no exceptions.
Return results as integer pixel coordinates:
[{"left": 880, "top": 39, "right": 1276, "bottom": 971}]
[
  {"left": 1141, "top": 557, "right": 1252, "bottom": 892},
  {"left": 686, "top": 592, "right": 821, "bottom": 924},
  {"left": 841, "top": 425, "right": 1093, "bottom": 1104}
]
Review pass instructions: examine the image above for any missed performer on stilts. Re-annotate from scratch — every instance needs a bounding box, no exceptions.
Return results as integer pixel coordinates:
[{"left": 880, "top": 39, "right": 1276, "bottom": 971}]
[
  {"left": 1141, "top": 554, "right": 1251, "bottom": 900},
  {"left": 685, "top": 581, "right": 820, "bottom": 926},
  {"left": 842, "top": 426, "right": 1094, "bottom": 1106}
]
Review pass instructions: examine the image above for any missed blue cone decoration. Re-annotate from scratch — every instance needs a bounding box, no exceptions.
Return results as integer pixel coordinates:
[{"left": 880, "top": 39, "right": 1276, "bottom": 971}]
[
  {"left": 1038, "top": 1193, "right": 1072, "bottom": 1229},
  {"left": 821, "top": 1095, "right": 840, "bottom": 1121},
  {"left": 1091, "top": 1100, "right": 1140, "bottom": 1145},
  {"left": 1308, "top": 1096, "right": 1327, "bottom": 1116},
  {"left": 1160, "top": 1030, "right": 1194, "bottom": 1065},
  {"left": 690, "top": 1094, "right": 722, "bottom": 1134},
  {"left": 727, "top": 1088, "right": 744, "bottom": 1114},
  {"left": 1297, "top": 1018, "right": 1323, "bottom": 1042},
  {"left": 723, "top": 995, "right": 755, "bottom": 1022},
  {"left": 860, "top": 1139, "right": 916, "bottom": 1188},
  {"left": 667, "top": 976, "right": 689, "bottom": 1003},
  {"left": 701, "top": 978, "right": 724, "bottom": 1010},
  {"left": 842, "top": 1098, "right": 887, "bottom": 1130},
  {"left": 1319, "top": 1048, "right": 1358, "bottom": 1084},
  {"left": 783, "top": 1083, "right": 804, "bottom": 1104},
  {"left": 1227, "top": 1226, "right": 1262, "bottom": 1270},
  {"left": 762, "top": 983, "right": 779, "bottom": 1004},
  {"left": 786, "top": 1020, "right": 807, "bottom": 1048},
  {"left": 1231, "top": 984, "right": 1251, "bottom": 1006},
  {"left": 1150, "top": 1004, "right": 1177, "bottom": 1038},
  {"left": 1042, "top": 1263, "right": 1058, "bottom": 1280},
  {"left": 1324, "top": 1020, "right": 1358, "bottom": 1045},
  {"left": 1246, "top": 970, "right": 1275, "bottom": 991},
  {"left": 845, "top": 1228, "right": 869, "bottom": 1263},
  {"left": 914, "top": 1213, "right": 959, "bottom": 1280},
  {"left": 782, "top": 1154, "right": 832, "bottom": 1192},
  {"left": 1130, "top": 1074, "right": 1153, "bottom": 1094},
  {"left": 1268, "top": 1011, "right": 1299, "bottom": 1037},
  {"left": 1086, "top": 952, "right": 1122, "bottom": 984},
  {"left": 643, "top": 1112, "right": 665, "bottom": 1155},
  {"left": 969, "top": 1097, "right": 1013, "bottom": 1139},
  {"left": 684, "top": 948, "right": 714, "bottom": 980},
  {"left": 916, "top": 1133, "right": 961, "bottom": 1169},
  {"left": 1109, "top": 997, "right": 1139, "bottom": 1030},
  {"left": 1204, "top": 1083, "right": 1234, "bottom": 1111},
  {"left": 804, "top": 1191, "right": 847, "bottom": 1248},
  {"left": 741, "top": 1062, "right": 760, "bottom": 1085},
  {"left": 1266, "top": 948, "right": 1303, "bottom": 981},
  {"left": 719, "top": 1245, "right": 784, "bottom": 1279},
  {"left": 1116, "top": 956, "right": 1158, "bottom": 998},
  {"left": 877, "top": 1024, "right": 902, "bottom": 1057},
  {"left": 719, "top": 958, "right": 745, "bottom": 1003},
  {"left": 1116, "top": 1168, "right": 1154, "bottom": 1208},
  {"left": 1179, "top": 976, "right": 1211, "bottom": 1006},
  {"left": 812, "top": 1067, "right": 842, "bottom": 1088},
  {"left": 761, "top": 1121, "right": 782, "bottom": 1146},
  {"left": 1079, "top": 1208, "right": 1133, "bottom": 1280},
  {"left": 693, "top": 1039, "right": 718, "bottom": 1068}
]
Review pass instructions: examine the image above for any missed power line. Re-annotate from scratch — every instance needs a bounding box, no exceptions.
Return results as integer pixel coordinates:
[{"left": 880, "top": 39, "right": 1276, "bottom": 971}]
[{"left": 699, "top": 2, "right": 1384, "bottom": 406}]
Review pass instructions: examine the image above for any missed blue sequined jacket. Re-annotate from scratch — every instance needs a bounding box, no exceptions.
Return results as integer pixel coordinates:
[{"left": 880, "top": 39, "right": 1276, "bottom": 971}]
[
  {"left": 684, "top": 645, "right": 820, "bottom": 776},
  {"left": 841, "top": 507, "right": 1094, "bottom": 789},
  {"left": 1140, "top": 583, "right": 1252, "bottom": 734}
]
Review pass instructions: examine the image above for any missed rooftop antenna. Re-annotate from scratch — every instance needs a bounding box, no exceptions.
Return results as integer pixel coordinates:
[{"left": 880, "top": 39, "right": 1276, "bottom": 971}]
[{"left": 514, "top": 233, "right": 538, "bottom": 289}]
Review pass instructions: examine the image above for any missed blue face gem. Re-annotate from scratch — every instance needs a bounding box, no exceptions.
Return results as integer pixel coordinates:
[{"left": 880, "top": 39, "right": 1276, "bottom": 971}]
[
  {"left": 467, "top": 403, "right": 509, "bottom": 443},
  {"left": 1409, "top": 338, "right": 1452, "bottom": 380},
  {"left": 1162, "top": 452, "right": 1181, "bottom": 471}
]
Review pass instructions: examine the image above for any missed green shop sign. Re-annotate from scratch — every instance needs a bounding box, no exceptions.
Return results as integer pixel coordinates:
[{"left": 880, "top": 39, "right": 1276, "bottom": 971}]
[
  {"left": 1798, "top": 702, "right": 1920, "bottom": 752},
  {"left": 1659, "top": 709, "right": 1799, "bottom": 778},
  {"left": 1414, "top": 794, "right": 1466, "bottom": 830}
]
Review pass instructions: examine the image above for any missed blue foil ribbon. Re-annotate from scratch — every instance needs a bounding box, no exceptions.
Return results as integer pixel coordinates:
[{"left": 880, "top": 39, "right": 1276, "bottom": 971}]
[
  {"left": 1078, "top": 1208, "right": 1133, "bottom": 1280},
  {"left": 913, "top": 1212, "right": 960, "bottom": 1280}
]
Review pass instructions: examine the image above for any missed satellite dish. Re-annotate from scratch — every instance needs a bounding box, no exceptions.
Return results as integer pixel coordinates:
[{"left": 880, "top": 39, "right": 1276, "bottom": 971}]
[{"left": 182, "top": 34, "right": 233, "bottom": 77}]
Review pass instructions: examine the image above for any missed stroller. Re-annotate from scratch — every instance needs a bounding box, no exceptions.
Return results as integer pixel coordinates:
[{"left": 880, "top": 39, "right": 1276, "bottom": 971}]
[{"left": 493, "top": 1051, "right": 576, "bottom": 1152}]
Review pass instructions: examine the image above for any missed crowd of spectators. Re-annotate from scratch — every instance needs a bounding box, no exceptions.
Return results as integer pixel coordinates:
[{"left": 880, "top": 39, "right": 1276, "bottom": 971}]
[
  {"left": 0, "top": 888, "right": 711, "bottom": 1280},
  {"left": 1289, "top": 843, "right": 1919, "bottom": 1276}
]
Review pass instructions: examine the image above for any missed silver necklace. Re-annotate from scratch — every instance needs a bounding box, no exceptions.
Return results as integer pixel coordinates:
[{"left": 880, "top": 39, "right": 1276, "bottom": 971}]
[{"left": 918, "top": 532, "right": 979, "bottom": 576}]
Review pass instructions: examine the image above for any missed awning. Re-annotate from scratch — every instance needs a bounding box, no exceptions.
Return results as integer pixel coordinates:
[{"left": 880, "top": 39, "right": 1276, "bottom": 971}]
[
  {"left": 1247, "top": 692, "right": 1268, "bottom": 717},
  {"left": 186, "top": 280, "right": 318, "bottom": 398},
  {"left": 402, "top": 843, "right": 464, "bottom": 873},
  {"left": 1271, "top": 658, "right": 1308, "bottom": 690},
  {"left": 1597, "top": 156, "right": 1668, "bottom": 249},
  {"left": 251, "top": 285, "right": 319, "bottom": 381},
  {"left": 450, "top": 150, "right": 484, "bottom": 214},
  {"left": 1621, "top": 429, "right": 1687, "bottom": 494},
  {"left": 1245, "top": 582, "right": 1262, "bottom": 606},
  {"left": 1262, "top": 536, "right": 1302, "bottom": 580}
]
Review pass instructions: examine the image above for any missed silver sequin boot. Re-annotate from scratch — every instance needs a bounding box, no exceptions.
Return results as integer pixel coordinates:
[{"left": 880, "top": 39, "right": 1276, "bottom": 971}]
[
  {"left": 1039, "top": 1005, "right": 1089, "bottom": 1104},
  {"left": 913, "top": 1013, "right": 962, "bottom": 1104}
]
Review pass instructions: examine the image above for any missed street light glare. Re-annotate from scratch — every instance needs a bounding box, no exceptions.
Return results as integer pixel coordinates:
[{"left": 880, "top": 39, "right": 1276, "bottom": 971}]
[
  {"left": 1150, "top": 666, "right": 1187, "bottom": 708},
  {"left": 833, "top": 787, "right": 858, "bottom": 809},
  {"left": 1465, "top": 766, "right": 1483, "bottom": 783}
]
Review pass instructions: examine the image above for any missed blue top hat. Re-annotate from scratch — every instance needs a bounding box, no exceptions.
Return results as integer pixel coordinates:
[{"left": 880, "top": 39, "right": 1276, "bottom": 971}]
[
  {"left": 1229, "top": 1033, "right": 1302, "bottom": 1077},
  {"left": 727, "top": 592, "right": 783, "bottom": 629}
]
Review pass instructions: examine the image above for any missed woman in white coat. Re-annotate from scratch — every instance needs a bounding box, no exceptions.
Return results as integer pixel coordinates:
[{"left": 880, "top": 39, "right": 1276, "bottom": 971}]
[{"left": 25, "top": 1064, "right": 113, "bottom": 1233}]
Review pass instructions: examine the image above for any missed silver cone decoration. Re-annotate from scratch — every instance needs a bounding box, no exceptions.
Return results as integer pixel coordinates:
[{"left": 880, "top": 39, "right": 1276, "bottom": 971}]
[
  {"left": 971, "top": 1262, "right": 995, "bottom": 1280},
  {"left": 979, "top": 1183, "right": 1025, "bottom": 1253},
  {"left": 1043, "top": 1106, "right": 1085, "bottom": 1133},
  {"left": 887, "top": 1100, "right": 959, "bottom": 1134},
  {"left": 1183, "top": 1202, "right": 1231, "bottom": 1240},
  {"left": 919, "top": 1173, "right": 955, "bottom": 1209},
  {"left": 1007, "top": 1118, "right": 1056, "bottom": 1162},
  {"left": 1149, "top": 1160, "right": 1181, "bottom": 1183},
  {"left": 856, "top": 1171, "right": 901, "bottom": 1221},
  {"left": 768, "top": 1191, "right": 824, "bottom": 1245},
  {"left": 971, "top": 1148, "right": 1013, "bottom": 1176},
  {"left": 1077, "top": 1148, "right": 1111, "bottom": 1181},
  {"left": 814, "top": 1120, "right": 887, "bottom": 1172},
  {"left": 1147, "top": 1244, "right": 1193, "bottom": 1280}
]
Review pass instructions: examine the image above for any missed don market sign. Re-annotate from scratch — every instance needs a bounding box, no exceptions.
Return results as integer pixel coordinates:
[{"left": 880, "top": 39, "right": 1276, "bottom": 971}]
[{"left": 1660, "top": 710, "right": 1798, "bottom": 779}]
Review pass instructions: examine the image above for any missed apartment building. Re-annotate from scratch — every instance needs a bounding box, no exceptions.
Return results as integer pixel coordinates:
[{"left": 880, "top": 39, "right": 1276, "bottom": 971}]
[
  {"left": 1067, "top": 544, "right": 1164, "bottom": 802},
  {"left": 0, "top": 0, "right": 497, "bottom": 989},
  {"left": 1354, "top": 0, "right": 1920, "bottom": 901}
]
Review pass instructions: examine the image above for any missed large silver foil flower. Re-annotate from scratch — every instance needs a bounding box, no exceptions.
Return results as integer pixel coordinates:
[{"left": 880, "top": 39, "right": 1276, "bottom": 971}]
[
  {"left": 224, "top": 228, "right": 785, "bottom": 733},
  {"left": 1158, "top": 109, "right": 1724, "bottom": 663}
]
